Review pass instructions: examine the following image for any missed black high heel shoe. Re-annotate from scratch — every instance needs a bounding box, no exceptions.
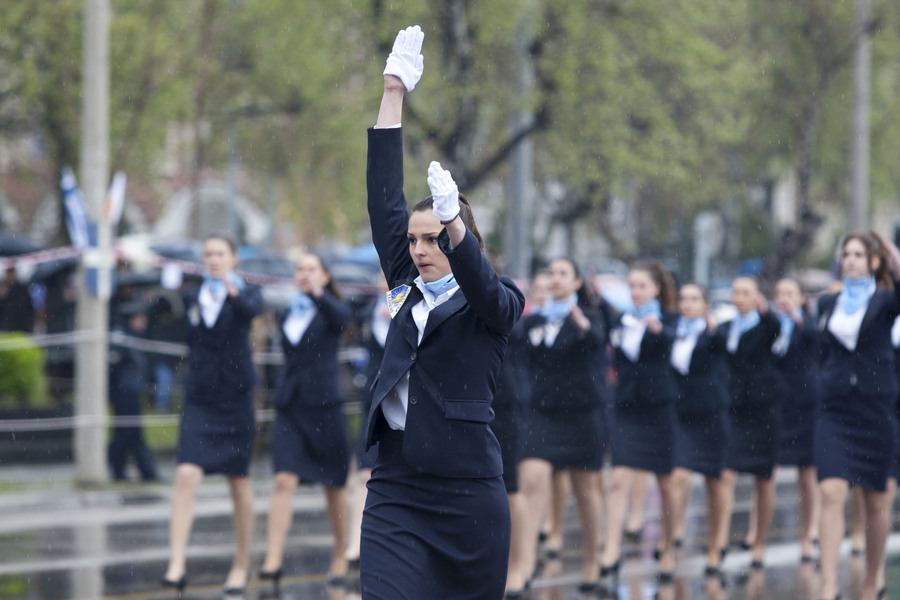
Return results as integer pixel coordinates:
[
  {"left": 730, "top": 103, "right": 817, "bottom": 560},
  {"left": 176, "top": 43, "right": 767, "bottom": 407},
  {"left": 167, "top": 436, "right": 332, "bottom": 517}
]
[
  {"left": 600, "top": 558, "right": 621, "bottom": 579},
  {"left": 259, "top": 567, "right": 283, "bottom": 586},
  {"left": 161, "top": 575, "right": 187, "bottom": 593}
]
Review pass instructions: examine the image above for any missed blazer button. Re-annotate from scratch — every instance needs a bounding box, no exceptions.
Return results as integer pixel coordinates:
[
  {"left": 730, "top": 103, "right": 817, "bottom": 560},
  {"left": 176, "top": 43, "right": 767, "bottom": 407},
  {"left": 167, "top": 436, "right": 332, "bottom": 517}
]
[
  {"left": 410, "top": 352, "right": 417, "bottom": 361},
  {"left": 409, "top": 396, "right": 417, "bottom": 405},
  {"left": 850, "top": 374, "right": 858, "bottom": 386}
]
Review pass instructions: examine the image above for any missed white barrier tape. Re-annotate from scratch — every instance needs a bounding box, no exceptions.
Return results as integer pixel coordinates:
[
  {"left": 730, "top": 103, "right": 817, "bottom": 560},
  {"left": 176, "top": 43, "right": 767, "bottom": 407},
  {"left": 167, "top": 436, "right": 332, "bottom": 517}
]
[{"left": 0, "top": 246, "right": 82, "bottom": 270}]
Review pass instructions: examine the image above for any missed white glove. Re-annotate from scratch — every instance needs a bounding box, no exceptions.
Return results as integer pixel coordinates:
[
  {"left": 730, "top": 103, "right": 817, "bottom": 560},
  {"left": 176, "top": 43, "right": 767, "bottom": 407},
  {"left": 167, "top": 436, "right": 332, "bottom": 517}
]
[
  {"left": 383, "top": 25, "right": 425, "bottom": 92},
  {"left": 427, "top": 161, "right": 460, "bottom": 223}
]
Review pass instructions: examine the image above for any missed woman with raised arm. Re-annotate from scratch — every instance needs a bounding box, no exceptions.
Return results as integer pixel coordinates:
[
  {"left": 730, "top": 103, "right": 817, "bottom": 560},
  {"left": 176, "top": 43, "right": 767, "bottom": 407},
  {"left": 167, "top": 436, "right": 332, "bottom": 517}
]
[
  {"left": 815, "top": 232, "right": 900, "bottom": 600},
  {"left": 259, "top": 253, "right": 353, "bottom": 588},
  {"left": 360, "top": 26, "right": 525, "bottom": 600},
  {"left": 162, "top": 231, "right": 263, "bottom": 595}
]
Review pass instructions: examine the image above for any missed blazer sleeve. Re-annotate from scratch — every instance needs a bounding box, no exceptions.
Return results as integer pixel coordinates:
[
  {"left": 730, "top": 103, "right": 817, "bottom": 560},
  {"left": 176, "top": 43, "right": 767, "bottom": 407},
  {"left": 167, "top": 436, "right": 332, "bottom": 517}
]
[
  {"left": 231, "top": 284, "right": 263, "bottom": 321},
  {"left": 367, "top": 127, "right": 415, "bottom": 287},
  {"left": 438, "top": 227, "right": 525, "bottom": 334},
  {"left": 313, "top": 290, "right": 352, "bottom": 332}
]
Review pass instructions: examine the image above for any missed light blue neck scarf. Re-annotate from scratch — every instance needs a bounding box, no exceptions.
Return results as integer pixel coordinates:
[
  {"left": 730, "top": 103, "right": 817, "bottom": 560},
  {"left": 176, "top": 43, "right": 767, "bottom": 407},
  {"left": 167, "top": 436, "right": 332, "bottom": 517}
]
[
  {"left": 676, "top": 317, "right": 706, "bottom": 339},
  {"left": 630, "top": 299, "right": 662, "bottom": 320},
  {"left": 422, "top": 272, "right": 458, "bottom": 297},
  {"left": 539, "top": 293, "right": 577, "bottom": 323},
  {"left": 289, "top": 292, "right": 315, "bottom": 318},
  {"left": 839, "top": 275, "right": 875, "bottom": 314},
  {"left": 203, "top": 272, "right": 245, "bottom": 298}
]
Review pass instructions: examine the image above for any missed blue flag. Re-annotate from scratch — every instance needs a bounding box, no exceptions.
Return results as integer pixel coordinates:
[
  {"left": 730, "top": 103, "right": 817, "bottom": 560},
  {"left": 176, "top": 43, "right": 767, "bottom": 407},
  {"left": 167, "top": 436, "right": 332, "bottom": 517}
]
[{"left": 61, "top": 166, "right": 90, "bottom": 249}]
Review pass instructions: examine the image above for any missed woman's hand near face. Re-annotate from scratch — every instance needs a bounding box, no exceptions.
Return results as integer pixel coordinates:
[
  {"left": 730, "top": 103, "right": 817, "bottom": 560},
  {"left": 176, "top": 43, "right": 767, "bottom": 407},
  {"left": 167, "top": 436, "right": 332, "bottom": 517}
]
[
  {"left": 223, "top": 274, "right": 239, "bottom": 298},
  {"left": 644, "top": 316, "right": 662, "bottom": 334},
  {"left": 755, "top": 292, "right": 769, "bottom": 314},
  {"left": 569, "top": 304, "right": 591, "bottom": 333}
]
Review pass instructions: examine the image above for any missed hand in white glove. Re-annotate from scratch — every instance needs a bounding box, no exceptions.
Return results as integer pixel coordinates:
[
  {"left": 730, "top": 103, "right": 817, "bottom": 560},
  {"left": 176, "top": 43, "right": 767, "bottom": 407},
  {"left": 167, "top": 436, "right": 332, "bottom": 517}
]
[
  {"left": 427, "top": 161, "right": 461, "bottom": 223},
  {"left": 383, "top": 25, "right": 424, "bottom": 92}
]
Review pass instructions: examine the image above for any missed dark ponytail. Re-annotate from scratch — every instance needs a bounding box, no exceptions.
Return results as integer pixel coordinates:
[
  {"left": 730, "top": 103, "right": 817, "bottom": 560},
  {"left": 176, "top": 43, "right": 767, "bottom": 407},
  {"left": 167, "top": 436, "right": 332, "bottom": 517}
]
[
  {"left": 631, "top": 260, "right": 677, "bottom": 312},
  {"left": 412, "top": 193, "right": 485, "bottom": 251}
]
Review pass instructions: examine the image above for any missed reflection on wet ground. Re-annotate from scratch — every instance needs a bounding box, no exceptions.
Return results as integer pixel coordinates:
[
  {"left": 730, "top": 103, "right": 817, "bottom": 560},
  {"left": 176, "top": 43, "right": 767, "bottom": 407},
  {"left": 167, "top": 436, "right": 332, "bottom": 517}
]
[{"left": 1, "top": 460, "right": 900, "bottom": 600}]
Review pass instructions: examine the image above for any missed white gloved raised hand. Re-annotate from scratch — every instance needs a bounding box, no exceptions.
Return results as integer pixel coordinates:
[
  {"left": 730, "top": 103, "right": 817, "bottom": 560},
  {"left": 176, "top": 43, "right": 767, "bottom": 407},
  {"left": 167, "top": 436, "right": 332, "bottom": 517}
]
[
  {"left": 427, "top": 161, "right": 461, "bottom": 223},
  {"left": 383, "top": 25, "right": 425, "bottom": 92}
]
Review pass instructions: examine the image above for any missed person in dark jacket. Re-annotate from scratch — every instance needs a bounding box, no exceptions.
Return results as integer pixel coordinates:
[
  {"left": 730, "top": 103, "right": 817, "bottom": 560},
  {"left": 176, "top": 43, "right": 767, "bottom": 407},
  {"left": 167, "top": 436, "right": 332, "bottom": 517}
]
[
  {"left": 815, "top": 232, "right": 900, "bottom": 600},
  {"left": 0, "top": 267, "right": 34, "bottom": 333},
  {"left": 107, "top": 300, "right": 158, "bottom": 482},
  {"left": 717, "top": 277, "right": 783, "bottom": 569},
  {"left": 259, "top": 253, "right": 353, "bottom": 585},
  {"left": 359, "top": 25, "right": 525, "bottom": 600},
  {"left": 162, "top": 231, "right": 263, "bottom": 595}
]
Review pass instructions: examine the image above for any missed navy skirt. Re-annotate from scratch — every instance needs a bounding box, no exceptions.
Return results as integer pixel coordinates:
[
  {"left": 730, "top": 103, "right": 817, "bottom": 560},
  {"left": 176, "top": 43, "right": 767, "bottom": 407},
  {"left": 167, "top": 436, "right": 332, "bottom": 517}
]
[
  {"left": 725, "top": 402, "right": 780, "bottom": 478},
  {"left": 674, "top": 409, "right": 728, "bottom": 479},
  {"left": 815, "top": 390, "right": 895, "bottom": 492},
  {"left": 777, "top": 389, "right": 817, "bottom": 467},
  {"left": 520, "top": 405, "right": 604, "bottom": 471},
  {"left": 611, "top": 401, "right": 677, "bottom": 474},
  {"left": 177, "top": 393, "right": 255, "bottom": 477},
  {"left": 272, "top": 403, "right": 349, "bottom": 487},
  {"left": 360, "top": 429, "right": 510, "bottom": 600}
]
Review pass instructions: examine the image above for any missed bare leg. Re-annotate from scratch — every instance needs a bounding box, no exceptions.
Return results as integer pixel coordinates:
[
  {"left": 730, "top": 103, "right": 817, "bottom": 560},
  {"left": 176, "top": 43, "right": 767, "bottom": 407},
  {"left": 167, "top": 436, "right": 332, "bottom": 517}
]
[
  {"left": 506, "top": 491, "right": 528, "bottom": 592},
  {"left": 860, "top": 487, "right": 892, "bottom": 600},
  {"left": 601, "top": 467, "right": 634, "bottom": 568},
  {"left": 655, "top": 472, "right": 677, "bottom": 574},
  {"left": 744, "top": 485, "right": 758, "bottom": 547},
  {"left": 705, "top": 476, "right": 727, "bottom": 567},
  {"left": 225, "top": 475, "right": 254, "bottom": 589},
  {"left": 517, "top": 458, "right": 553, "bottom": 581},
  {"left": 851, "top": 485, "right": 866, "bottom": 554},
  {"left": 717, "top": 469, "right": 737, "bottom": 554},
  {"left": 164, "top": 463, "right": 203, "bottom": 581},
  {"left": 671, "top": 468, "right": 692, "bottom": 543},
  {"left": 750, "top": 475, "right": 775, "bottom": 564},
  {"left": 545, "top": 470, "right": 570, "bottom": 553},
  {"left": 819, "top": 477, "right": 850, "bottom": 600},
  {"left": 798, "top": 465, "right": 820, "bottom": 558},
  {"left": 625, "top": 470, "right": 649, "bottom": 535},
  {"left": 570, "top": 469, "right": 602, "bottom": 583},
  {"left": 262, "top": 471, "right": 299, "bottom": 572},
  {"left": 345, "top": 468, "right": 371, "bottom": 562},
  {"left": 874, "top": 478, "right": 897, "bottom": 595},
  {"left": 324, "top": 485, "right": 349, "bottom": 577}
]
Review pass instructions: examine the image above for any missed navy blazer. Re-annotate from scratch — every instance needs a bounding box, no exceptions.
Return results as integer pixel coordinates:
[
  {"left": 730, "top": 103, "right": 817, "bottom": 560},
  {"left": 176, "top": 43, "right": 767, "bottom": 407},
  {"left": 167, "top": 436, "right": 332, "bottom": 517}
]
[
  {"left": 716, "top": 311, "right": 783, "bottom": 408},
  {"left": 272, "top": 290, "right": 351, "bottom": 409},
  {"left": 672, "top": 330, "right": 731, "bottom": 415},
  {"left": 773, "top": 312, "right": 820, "bottom": 402},
  {"left": 612, "top": 310, "right": 679, "bottom": 406},
  {"left": 183, "top": 283, "right": 263, "bottom": 404},
  {"left": 523, "top": 308, "right": 607, "bottom": 412},
  {"left": 364, "top": 127, "right": 525, "bottom": 479},
  {"left": 818, "top": 284, "right": 900, "bottom": 402}
]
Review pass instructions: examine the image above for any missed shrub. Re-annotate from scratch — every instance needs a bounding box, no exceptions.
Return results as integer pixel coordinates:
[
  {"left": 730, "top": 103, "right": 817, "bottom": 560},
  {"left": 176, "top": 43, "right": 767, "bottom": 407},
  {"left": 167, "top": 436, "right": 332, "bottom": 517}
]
[{"left": 0, "top": 333, "right": 51, "bottom": 409}]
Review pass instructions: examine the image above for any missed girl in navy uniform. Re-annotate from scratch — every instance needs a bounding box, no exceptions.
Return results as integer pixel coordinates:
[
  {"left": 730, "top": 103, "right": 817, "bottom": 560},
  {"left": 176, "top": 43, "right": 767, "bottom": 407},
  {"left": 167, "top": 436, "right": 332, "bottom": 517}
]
[
  {"left": 772, "top": 277, "right": 820, "bottom": 563},
  {"left": 162, "top": 231, "right": 263, "bottom": 594},
  {"left": 517, "top": 258, "right": 608, "bottom": 592},
  {"left": 360, "top": 26, "right": 525, "bottom": 600},
  {"left": 815, "top": 232, "right": 900, "bottom": 600},
  {"left": 602, "top": 260, "right": 680, "bottom": 582},
  {"left": 717, "top": 277, "right": 782, "bottom": 569},
  {"left": 668, "top": 284, "right": 730, "bottom": 576},
  {"left": 260, "top": 253, "right": 352, "bottom": 585}
]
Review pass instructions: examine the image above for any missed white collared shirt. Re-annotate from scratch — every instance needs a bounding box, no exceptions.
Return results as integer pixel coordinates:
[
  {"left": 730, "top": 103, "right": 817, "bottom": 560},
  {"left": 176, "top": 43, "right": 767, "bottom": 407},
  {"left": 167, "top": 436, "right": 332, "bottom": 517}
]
[
  {"left": 618, "top": 314, "right": 646, "bottom": 363},
  {"left": 670, "top": 333, "right": 700, "bottom": 375},
  {"left": 282, "top": 307, "right": 317, "bottom": 346},
  {"left": 381, "top": 276, "right": 461, "bottom": 431},
  {"left": 198, "top": 284, "right": 226, "bottom": 328},
  {"left": 828, "top": 295, "right": 868, "bottom": 351}
]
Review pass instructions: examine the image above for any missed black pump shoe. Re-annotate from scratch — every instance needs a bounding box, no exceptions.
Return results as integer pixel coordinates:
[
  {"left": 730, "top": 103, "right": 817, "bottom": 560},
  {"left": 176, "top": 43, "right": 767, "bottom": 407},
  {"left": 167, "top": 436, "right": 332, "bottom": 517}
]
[
  {"left": 259, "top": 567, "right": 283, "bottom": 586},
  {"left": 600, "top": 558, "right": 621, "bottom": 579},
  {"left": 161, "top": 575, "right": 187, "bottom": 593}
]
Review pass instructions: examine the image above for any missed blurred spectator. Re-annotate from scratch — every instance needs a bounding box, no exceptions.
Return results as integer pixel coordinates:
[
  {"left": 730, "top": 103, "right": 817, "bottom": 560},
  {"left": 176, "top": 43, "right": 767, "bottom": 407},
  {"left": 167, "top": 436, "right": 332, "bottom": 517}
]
[
  {"left": 146, "top": 296, "right": 185, "bottom": 413},
  {"left": 0, "top": 267, "right": 35, "bottom": 333},
  {"left": 43, "top": 266, "right": 77, "bottom": 405}
]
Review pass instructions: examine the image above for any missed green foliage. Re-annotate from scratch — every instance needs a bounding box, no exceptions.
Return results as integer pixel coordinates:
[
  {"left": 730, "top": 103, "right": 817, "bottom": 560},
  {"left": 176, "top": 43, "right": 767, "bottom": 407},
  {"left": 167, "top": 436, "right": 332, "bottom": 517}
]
[{"left": 0, "top": 333, "right": 50, "bottom": 409}]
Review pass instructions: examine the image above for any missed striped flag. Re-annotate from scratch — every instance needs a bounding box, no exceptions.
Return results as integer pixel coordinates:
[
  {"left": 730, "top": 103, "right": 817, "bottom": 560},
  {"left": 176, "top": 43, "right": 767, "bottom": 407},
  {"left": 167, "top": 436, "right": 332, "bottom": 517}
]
[
  {"left": 61, "top": 166, "right": 90, "bottom": 249},
  {"left": 105, "top": 171, "right": 127, "bottom": 229}
]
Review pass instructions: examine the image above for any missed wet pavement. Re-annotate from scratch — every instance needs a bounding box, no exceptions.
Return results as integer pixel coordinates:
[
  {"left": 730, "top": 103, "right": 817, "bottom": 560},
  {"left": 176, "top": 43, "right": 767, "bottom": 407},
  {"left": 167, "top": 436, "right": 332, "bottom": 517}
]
[{"left": 1, "top": 459, "right": 900, "bottom": 600}]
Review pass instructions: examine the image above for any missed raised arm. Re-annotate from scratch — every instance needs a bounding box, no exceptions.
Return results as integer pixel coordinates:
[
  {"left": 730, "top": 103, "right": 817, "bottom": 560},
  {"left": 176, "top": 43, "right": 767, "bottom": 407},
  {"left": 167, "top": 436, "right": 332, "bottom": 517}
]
[{"left": 376, "top": 26, "right": 424, "bottom": 128}]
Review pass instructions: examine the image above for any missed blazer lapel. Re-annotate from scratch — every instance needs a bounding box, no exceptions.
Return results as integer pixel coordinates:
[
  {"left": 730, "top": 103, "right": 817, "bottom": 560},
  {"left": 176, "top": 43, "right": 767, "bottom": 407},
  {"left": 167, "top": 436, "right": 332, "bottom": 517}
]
[
  {"left": 420, "top": 290, "right": 467, "bottom": 343},
  {"left": 394, "top": 284, "right": 422, "bottom": 350},
  {"left": 859, "top": 289, "right": 887, "bottom": 336}
]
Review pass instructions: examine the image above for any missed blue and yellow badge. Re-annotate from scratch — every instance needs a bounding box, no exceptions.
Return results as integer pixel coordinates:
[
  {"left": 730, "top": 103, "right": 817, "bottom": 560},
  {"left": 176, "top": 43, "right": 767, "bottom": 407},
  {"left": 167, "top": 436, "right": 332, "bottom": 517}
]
[{"left": 386, "top": 284, "right": 411, "bottom": 319}]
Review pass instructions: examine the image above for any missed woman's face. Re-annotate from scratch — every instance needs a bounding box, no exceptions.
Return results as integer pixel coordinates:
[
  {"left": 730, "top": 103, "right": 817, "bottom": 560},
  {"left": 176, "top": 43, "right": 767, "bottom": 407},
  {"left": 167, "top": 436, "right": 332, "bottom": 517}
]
[
  {"left": 529, "top": 273, "right": 552, "bottom": 307},
  {"left": 628, "top": 269, "right": 659, "bottom": 308},
  {"left": 408, "top": 210, "right": 452, "bottom": 282},
  {"left": 677, "top": 284, "right": 707, "bottom": 320},
  {"left": 774, "top": 279, "right": 803, "bottom": 313},
  {"left": 841, "top": 238, "right": 873, "bottom": 279},
  {"left": 731, "top": 277, "right": 758, "bottom": 315},
  {"left": 295, "top": 254, "right": 329, "bottom": 294},
  {"left": 203, "top": 238, "right": 237, "bottom": 279},
  {"left": 547, "top": 259, "right": 582, "bottom": 301}
]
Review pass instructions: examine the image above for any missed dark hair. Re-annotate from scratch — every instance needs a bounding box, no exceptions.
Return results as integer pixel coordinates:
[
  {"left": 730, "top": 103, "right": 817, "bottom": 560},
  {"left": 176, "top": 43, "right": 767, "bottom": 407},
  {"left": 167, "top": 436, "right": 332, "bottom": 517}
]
[
  {"left": 548, "top": 257, "right": 598, "bottom": 307},
  {"left": 412, "top": 193, "right": 485, "bottom": 251},
  {"left": 300, "top": 252, "right": 343, "bottom": 301},
  {"left": 630, "top": 260, "right": 677, "bottom": 312},
  {"left": 840, "top": 231, "right": 893, "bottom": 289},
  {"left": 204, "top": 230, "right": 239, "bottom": 254},
  {"left": 678, "top": 282, "right": 709, "bottom": 304}
]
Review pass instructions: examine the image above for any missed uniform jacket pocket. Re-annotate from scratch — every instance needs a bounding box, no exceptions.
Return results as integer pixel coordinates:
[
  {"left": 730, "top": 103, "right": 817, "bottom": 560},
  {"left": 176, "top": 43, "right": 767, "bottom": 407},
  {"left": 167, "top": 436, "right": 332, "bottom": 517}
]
[{"left": 442, "top": 398, "right": 492, "bottom": 423}]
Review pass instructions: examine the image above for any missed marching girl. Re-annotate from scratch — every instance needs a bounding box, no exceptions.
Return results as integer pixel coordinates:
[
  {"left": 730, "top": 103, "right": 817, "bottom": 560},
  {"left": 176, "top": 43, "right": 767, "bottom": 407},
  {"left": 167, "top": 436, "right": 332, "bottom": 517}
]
[
  {"left": 815, "top": 232, "right": 900, "bottom": 600},
  {"left": 771, "top": 277, "right": 820, "bottom": 562},
  {"left": 717, "top": 276, "right": 783, "bottom": 569},
  {"left": 668, "top": 284, "right": 731, "bottom": 576},
  {"left": 259, "top": 253, "right": 353, "bottom": 585},
  {"left": 162, "top": 231, "right": 263, "bottom": 594},
  {"left": 601, "top": 260, "right": 680, "bottom": 582},
  {"left": 360, "top": 26, "right": 525, "bottom": 599},
  {"left": 517, "top": 258, "right": 608, "bottom": 592}
]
